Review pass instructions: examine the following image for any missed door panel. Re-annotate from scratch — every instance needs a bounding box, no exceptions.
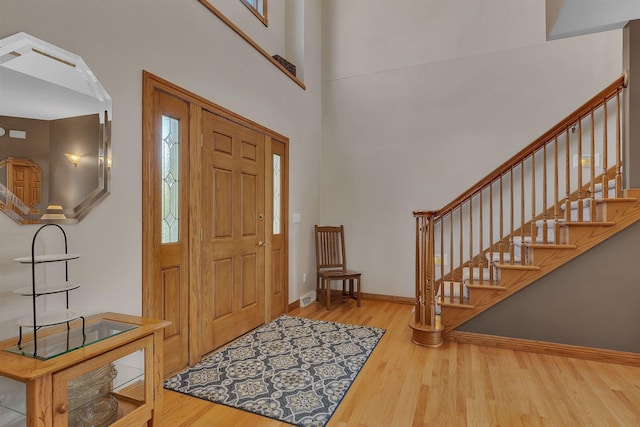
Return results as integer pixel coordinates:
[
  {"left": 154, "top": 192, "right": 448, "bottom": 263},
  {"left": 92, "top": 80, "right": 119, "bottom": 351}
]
[
  {"left": 161, "top": 266, "right": 182, "bottom": 337},
  {"left": 213, "top": 167, "right": 233, "bottom": 237},
  {"left": 201, "top": 110, "right": 265, "bottom": 353},
  {"left": 241, "top": 173, "right": 258, "bottom": 235},
  {"left": 213, "top": 258, "right": 233, "bottom": 316}
]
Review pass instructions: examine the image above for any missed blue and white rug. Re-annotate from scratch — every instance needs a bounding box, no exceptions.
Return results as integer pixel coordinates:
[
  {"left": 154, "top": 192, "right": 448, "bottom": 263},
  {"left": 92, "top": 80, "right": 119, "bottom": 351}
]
[{"left": 164, "top": 315, "right": 385, "bottom": 427}]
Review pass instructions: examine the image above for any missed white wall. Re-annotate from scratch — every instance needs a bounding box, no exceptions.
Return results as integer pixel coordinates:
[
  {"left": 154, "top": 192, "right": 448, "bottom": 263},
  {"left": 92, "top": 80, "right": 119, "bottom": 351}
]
[
  {"left": 321, "top": 0, "right": 623, "bottom": 298},
  {"left": 0, "top": 0, "right": 323, "bottom": 340}
]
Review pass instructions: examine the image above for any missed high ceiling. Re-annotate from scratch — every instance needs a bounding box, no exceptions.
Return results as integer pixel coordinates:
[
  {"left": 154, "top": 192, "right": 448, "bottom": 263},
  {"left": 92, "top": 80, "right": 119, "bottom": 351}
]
[{"left": 547, "top": 0, "right": 640, "bottom": 40}]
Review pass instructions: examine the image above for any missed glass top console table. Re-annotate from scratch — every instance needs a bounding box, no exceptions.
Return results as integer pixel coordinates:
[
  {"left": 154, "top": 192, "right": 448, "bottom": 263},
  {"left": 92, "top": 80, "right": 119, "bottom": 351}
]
[{"left": 0, "top": 312, "right": 170, "bottom": 427}]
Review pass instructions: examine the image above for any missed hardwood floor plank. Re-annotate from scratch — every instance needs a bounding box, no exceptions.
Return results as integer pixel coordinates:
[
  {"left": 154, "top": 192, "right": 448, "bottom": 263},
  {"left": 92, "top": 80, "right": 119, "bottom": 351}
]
[{"left": 158, "top": 300, "right": 640, "bottom": 426}]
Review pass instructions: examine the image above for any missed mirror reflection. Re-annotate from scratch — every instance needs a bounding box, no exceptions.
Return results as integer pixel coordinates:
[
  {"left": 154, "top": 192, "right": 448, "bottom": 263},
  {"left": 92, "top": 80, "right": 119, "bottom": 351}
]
[{"left": 0, "top": 32, "right": 111, "bottom": 224}]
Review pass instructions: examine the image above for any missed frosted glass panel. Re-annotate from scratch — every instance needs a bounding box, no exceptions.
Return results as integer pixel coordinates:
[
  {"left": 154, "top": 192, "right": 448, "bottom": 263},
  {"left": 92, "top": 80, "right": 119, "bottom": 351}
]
[
  {"left": 273, "top": 154, "right": 281, "bottom": 234},
  {"left": 161, "top": 115, "right": 180, "bottom": 244}
]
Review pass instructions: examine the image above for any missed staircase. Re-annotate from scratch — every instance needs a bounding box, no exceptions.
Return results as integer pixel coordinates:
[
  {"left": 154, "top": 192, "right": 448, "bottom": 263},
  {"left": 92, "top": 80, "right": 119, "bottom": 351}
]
[{"left": 410, "top": 75, "right": 640, "bottom": 346}]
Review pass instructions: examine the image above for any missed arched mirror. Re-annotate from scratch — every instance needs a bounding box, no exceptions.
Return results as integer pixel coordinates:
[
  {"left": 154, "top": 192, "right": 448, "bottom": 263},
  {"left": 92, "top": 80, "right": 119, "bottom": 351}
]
[{"left": 0, "top": 32, "right": 111, "bottom": 224}]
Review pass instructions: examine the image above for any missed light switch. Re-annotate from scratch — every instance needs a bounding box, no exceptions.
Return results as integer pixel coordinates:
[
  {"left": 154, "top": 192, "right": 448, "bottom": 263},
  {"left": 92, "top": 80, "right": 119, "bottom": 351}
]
[{"left": 292, "top": 213, "right": 302, "bottom": 224}]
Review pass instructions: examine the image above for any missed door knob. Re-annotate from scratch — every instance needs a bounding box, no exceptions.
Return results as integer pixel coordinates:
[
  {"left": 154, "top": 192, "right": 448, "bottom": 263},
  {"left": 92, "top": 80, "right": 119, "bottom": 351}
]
[{"left": 257, "top": 241, "right": 265, "bottom": 247}]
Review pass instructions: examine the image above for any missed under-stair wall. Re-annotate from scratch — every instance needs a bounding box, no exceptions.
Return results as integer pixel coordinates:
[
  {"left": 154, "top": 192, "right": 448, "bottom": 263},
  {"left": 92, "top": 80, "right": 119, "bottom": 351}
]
[{"left": 457, "top": 219, "right": 640, "bottom": 353}]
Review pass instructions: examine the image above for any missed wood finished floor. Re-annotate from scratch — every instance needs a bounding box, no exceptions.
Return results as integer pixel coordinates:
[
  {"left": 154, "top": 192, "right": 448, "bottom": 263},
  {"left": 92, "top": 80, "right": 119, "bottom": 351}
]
[{"left": 159, "top": 300, "right": 640, "bottom": 426}]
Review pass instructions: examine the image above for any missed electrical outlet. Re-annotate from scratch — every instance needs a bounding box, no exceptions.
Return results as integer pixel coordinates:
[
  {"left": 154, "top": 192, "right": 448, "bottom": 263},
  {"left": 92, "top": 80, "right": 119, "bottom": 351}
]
[{"left": 303, "top": 273, "right": 307, "bottom": 284}]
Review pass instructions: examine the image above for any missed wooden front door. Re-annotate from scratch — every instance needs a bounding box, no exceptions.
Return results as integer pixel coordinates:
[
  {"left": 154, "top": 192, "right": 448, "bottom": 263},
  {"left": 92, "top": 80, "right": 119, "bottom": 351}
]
[
  {"left": 6, "top": 157, "right": 42, "bottom": 214},
  {"left": 143, "top": 72, "right": 289, "bottom": 370},
  {"left": 200, "top": 110, "right": 266, "bottom": 352}
]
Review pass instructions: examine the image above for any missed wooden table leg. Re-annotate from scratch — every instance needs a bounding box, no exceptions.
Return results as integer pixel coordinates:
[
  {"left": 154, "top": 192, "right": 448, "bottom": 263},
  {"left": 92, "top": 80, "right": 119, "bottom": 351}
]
[{"left": 27, "top": 375, "right": 52, "bottom": 427}]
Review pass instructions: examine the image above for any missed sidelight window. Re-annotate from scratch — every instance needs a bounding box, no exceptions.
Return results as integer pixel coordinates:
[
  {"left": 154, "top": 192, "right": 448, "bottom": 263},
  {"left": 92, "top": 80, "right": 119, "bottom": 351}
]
[
  {"left": 273, "top": 153, "right": 281, "bottom": 234},
  {"left": 161, "top": 115, "right": 180, "bottom": 244}
]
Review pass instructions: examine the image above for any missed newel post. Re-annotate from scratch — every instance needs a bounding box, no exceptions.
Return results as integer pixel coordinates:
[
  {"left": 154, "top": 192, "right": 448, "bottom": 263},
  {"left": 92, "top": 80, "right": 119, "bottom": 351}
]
[{"left": 410, "top": 211, "right": 442, "bottom": 347}]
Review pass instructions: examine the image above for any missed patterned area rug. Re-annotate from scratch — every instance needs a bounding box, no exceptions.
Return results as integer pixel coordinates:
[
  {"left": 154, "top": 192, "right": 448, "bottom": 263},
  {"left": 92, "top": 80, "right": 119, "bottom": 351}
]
[{"left": 164, "top": 315, "right": 385, "bottom": 427}]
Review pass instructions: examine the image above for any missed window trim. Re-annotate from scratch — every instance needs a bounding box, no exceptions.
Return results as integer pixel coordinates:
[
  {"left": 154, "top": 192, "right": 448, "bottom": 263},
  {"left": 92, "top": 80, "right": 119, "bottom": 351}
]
[{"left": 240, "top": 0, "right": 268, "bottom": 26}]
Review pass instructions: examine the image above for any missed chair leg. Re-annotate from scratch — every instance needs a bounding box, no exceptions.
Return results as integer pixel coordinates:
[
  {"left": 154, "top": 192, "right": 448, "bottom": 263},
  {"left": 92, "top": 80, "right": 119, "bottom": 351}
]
[
  {"left": 356, "top": 277, "right": 361, "bottom": 307},
  {"left": 326, "top": 279, "right": 331, "bottom": 310},
  {"left": 316, "top": 275, "right": 320, "bottom": 302}
]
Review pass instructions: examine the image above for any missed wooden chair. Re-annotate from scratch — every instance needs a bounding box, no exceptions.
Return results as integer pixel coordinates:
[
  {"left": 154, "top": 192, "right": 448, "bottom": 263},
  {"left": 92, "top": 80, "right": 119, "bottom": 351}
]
[{"left": 314, "top": 225, "right": 361, "bottom": 310}]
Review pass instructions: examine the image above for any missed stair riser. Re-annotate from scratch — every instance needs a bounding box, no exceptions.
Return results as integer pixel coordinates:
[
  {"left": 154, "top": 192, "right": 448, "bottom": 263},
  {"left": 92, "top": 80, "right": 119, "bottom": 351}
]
[
  {"left": 527, "top": 247, "right": 577, "bottom": 267},
  {"left": 596, "top": 200, "right": 638, "bottom": 222},
  {"left": 565, "top": 224, "right": 615, "bottom": 246},
  {"left": 468, "top": 288, "right": 506, "bottom": 306}
]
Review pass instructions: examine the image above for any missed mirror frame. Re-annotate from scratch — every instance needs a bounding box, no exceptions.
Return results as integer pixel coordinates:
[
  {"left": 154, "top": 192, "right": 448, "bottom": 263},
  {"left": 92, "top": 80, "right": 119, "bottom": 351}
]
[{"left": 0, "top": 32, "right": 111, "bottom": 224}]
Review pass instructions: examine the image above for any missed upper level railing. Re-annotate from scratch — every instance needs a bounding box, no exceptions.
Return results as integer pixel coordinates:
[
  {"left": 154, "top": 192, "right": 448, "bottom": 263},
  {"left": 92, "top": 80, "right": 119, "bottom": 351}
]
[{"left": 413, "top": 75, "right": 627, "bottom": 329}]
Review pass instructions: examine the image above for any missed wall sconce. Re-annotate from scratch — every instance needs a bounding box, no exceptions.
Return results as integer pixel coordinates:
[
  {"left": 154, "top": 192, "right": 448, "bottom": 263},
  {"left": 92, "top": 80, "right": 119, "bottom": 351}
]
[{"left": 64, "top": 153, "right": 81, "bottom": 166}]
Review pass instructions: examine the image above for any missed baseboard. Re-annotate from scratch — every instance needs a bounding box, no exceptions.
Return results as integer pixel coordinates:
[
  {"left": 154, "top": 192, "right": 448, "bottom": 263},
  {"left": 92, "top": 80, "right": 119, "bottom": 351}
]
[
  {"left": 287, "top": 299, "right": 300, "bottom": 312},
  {"left": 288, "top": 292, "right": 413, "bottom": 309},
  {"left": 360, "top": 293, "right": 414, "bottom": 305},
  {"left": 445, "top": 330, "right": 640, "bottom": 367}
]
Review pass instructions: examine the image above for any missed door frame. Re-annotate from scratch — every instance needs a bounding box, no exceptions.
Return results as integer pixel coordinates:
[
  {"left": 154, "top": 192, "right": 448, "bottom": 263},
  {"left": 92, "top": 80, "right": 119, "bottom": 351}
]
[{"left": 142, "top": 71, "right": 289, "bottom": 367}]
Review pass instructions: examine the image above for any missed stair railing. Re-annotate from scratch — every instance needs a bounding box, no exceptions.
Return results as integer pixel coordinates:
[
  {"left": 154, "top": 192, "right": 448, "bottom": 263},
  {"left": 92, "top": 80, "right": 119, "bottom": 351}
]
[{"left": 413, "top": 75, "right": 626, "bottom": 331}]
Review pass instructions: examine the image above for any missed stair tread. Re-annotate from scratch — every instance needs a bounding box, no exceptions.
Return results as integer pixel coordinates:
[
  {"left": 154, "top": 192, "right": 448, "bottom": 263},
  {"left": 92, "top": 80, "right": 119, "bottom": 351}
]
[
  {"left": 565, "top": 221, "right": 615, "bottom": 226},
  {"left": 438, "top": 297, "right": 474, "bottom": 309},
  {"left": 594, "top": 197, "right": 636, "bottom": 204},
  {"left": 465, "top": 284, "right": 507, "bottom": 291},
  {"left": 527, "top": 243, "right": 577, "bottom": 249},
  {"left": 494, "top": 264, "right": 541, "bottom": 271}
]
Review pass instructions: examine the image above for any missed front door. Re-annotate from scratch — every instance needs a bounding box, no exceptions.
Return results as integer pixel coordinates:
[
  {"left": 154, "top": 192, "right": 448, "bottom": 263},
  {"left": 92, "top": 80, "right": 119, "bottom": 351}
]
[{"left": 200, "top": 110, "right": 266, "bottom": 352}]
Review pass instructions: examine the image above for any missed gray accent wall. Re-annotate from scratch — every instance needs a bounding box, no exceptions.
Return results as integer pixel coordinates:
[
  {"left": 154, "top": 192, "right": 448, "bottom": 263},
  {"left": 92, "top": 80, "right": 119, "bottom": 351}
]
[
  {"left": 623, "top": 20, "right": 640, "bottom": 188},
  {"left": 458, "top": 221, "right": 640, "bottom": 353}
]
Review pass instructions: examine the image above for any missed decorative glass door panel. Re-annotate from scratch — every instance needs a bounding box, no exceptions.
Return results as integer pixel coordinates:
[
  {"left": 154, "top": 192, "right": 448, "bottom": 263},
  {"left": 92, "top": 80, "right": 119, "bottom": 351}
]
[
  {"left": 273, "top": 153, "right": 281, "bottom": 235},
  {"left": 52, "top": 335, "right": 152, "bottom": 426},
  {"left": 161, "top": 115, "right": 180, "bottom": 244}
]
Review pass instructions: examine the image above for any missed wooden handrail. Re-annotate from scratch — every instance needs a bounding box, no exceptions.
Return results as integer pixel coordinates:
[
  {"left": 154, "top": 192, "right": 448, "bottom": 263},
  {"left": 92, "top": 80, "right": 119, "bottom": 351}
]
[
  {"left": 434, "top": 75, "right": 626, "bottom": 216},
  {"left": 197, "top": 0, "right": 306, "bottom": 89}
]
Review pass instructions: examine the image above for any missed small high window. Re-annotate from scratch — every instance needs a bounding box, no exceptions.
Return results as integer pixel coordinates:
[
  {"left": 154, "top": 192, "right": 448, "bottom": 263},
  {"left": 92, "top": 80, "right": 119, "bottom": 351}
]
[{"left": 240, "top": 0, "right": 267, "bottom": 26}]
